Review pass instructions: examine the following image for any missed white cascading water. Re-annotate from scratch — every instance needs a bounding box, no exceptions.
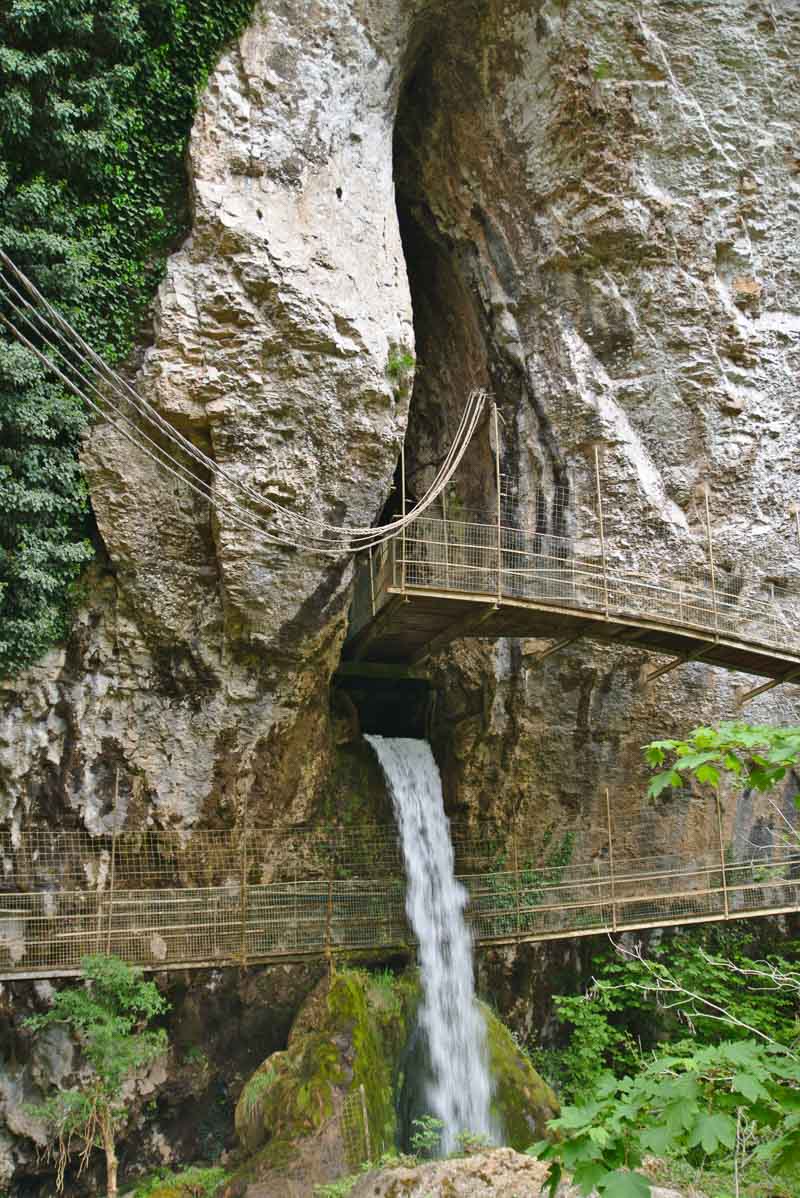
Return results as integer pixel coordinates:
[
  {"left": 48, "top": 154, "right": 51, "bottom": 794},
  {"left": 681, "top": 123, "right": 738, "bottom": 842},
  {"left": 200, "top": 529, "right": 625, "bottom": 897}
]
[{"left": 366, "top": 735, "right": 496, "bottom": 1154}]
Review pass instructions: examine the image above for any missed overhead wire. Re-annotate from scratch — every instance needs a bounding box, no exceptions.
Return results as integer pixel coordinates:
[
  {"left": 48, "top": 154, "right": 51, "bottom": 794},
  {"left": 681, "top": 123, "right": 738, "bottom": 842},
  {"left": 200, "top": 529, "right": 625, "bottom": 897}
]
[
  {"left": 0, "top": 251, "right": 487, "bottom": 548},
  {"left": 0, "top": 250, "right": 489, "bottom": 555}
]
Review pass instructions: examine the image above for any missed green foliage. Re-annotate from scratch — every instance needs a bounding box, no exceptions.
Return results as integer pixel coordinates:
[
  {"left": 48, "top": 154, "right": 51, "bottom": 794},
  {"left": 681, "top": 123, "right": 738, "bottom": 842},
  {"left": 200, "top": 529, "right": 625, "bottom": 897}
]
[
  {"left": 591, "top": 934, "right": 800, "bottom": 1053},
  {"left": 530, "top": 1040, "right": 800, "bottom": 1198},
  {"left": 385, "top": 344, "right": 416, "bottom": 398},
  {"left": 644, "top": 722, "right": 800, "bottom": 800},
  {"left": 26, "top": 954, "right": 167, "bottom": 1092},
  {"left": 410, "top": 1114, "right": 444, "bottom": 1158},
  {"left": 25, "top": 954, "right": 168, "bottom": 1192},
  {"left": 0, "top": 0, "right": 255, "bottom": 677},
  {"left": 312, "top": 1151, "right": 416, "bottom": 1196},
  {"left": 128, "top": 1164, "right": 228, "bottom": 1198},
  {"left": 540, "top": 930, "right": 800, "bottom": 1105},
  {"left": 482, "top": 829, "right": 575, "bottom": 938},
  {"left": 313, "top": 1176, "right": 363, "bottom": 1198},
  {"left": 238, "top": 1064, "right": 277, "bottom": 1121},
  {"left": 453, "top": 1129, "right": 492, "bottom": 1155},
  {"left": 546, "top": 991, "right": 641, "bottom": 1103}
]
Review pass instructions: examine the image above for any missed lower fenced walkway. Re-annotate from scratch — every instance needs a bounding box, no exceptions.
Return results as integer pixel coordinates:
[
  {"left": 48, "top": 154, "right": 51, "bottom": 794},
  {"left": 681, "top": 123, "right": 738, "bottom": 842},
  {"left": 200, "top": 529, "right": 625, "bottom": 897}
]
[{"left": 2, "top": 824, "right": 798, "bottom": 979}]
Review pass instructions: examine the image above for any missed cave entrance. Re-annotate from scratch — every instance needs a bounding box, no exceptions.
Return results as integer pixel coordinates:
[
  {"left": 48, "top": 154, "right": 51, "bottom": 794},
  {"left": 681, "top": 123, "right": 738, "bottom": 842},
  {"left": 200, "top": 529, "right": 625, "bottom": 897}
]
[{"left": 333, "top": 664, "right": 433, "bottom": 739}]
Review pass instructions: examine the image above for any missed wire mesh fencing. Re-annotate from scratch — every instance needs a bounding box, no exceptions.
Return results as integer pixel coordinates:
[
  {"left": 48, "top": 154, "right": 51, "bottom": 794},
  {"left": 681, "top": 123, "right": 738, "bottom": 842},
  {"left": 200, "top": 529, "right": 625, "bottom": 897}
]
[
  {"left": 349, "top": 461, "right": 798, "bottom": 660},
  {"left": 2, "top": 822, "right": 800, "bottom": 978},
  {"left": 340, "top": 1084, "right": 377, "bottom": 1170}
]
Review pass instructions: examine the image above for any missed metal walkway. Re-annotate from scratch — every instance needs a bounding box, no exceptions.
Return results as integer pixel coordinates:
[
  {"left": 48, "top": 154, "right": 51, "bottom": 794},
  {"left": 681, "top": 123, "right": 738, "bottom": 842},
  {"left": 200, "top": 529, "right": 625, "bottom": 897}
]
[
  {"left": 345, "top": 515, "right": 800, "bottom": 691},
  {"left": 2, "top": 823, "right": 798, "bottom": 980}
]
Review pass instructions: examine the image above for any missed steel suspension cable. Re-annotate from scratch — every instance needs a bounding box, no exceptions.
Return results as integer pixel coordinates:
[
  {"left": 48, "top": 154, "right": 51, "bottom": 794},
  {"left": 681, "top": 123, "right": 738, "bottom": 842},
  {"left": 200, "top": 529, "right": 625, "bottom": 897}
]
[
  {"left": 0, "top": 253, "right": 488, "bottom": 554},
  {"left": 0, "top": 251, "right": 486, "bottom": 549}
]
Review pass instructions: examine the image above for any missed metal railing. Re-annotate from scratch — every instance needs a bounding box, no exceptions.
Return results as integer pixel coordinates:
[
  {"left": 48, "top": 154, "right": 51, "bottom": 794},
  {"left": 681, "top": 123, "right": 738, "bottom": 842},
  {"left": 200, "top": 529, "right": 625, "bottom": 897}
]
[
  {"left": 2, "top": 821, "right": 799, "bottom": 979},
  {"left": 350, "top": 515, "right": 796, "bottom": 654}
]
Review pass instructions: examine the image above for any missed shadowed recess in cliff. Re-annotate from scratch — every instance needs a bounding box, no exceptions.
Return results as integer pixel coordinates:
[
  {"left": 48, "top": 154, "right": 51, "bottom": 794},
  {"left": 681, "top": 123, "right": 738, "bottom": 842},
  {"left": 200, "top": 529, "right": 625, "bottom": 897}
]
[{"left": 391, "top": 12, "right": 569, "bottom": 536}]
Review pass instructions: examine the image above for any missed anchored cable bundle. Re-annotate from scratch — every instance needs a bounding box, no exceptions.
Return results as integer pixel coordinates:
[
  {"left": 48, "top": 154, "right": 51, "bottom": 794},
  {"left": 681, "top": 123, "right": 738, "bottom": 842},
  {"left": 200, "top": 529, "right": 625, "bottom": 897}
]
[{"left": 0, "top": 250, "right": 487, "bottom": 557}]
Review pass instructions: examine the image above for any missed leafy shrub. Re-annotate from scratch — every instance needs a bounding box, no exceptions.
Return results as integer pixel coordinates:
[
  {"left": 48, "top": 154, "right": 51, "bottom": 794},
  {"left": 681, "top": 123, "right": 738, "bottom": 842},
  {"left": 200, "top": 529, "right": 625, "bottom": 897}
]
[
  {"left": 25, "top": 954, "right": 169, "bottom": 1197},
  {"left": 410, "top": 1114, "right": 444, "bottom": 1158},
  {"left": 0, "top": 0, "right": 255, "bottom": 677},
  {"left": 128, "top": 1164, "right": 228, "bottom": 1197},
  {"left": 530, "top": 1039, "right": 800, "bottom": 1198}
]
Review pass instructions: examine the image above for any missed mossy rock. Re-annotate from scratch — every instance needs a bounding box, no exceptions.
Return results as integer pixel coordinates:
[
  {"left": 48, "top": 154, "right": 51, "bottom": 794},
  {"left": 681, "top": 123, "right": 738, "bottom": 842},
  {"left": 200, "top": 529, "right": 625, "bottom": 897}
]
[
  {"left": 226, "top": 969, "right": 416, "bottom": 1196},
  {"left": 227, "top": 968, "right": 555, "bottom": 1196},
  {"left": 483, "top": 1003, "right": 558, "bottom": 1148}
]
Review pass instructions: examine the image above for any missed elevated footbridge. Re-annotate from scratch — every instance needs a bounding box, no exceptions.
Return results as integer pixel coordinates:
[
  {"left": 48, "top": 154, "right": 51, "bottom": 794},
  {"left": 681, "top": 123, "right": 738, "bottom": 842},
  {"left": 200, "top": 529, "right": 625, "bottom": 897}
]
[
  {"left": 345, "top": 513, "right": 800, "bottom": 695},
  {"left": 2, "top": 819, "right": 799, "bottom": 981}
]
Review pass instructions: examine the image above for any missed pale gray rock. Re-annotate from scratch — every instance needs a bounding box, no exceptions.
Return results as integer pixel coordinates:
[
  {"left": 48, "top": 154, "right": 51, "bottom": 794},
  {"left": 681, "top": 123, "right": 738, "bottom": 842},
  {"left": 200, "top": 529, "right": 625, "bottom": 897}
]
[
  {"left": 348, "top": 1150, "right": 685, "bottom": 1197},
  {"left": 1, "top": 0, "right": 799, "bottom": 1188}
]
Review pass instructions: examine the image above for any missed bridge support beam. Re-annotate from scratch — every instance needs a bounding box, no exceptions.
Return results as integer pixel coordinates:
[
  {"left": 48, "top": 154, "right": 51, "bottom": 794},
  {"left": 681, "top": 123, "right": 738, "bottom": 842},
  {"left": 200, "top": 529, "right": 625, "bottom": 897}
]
[
  {"left": 738, "top": 665, "right": 800, "bottom": 706},
  {"left": 348, "top": 596, "right": 403, "bottom": 661},
  {"left": 525, "top": 632, "right": 584, "bottom": 669},
  {"left": 644, "top": 644, "right": 714, "bottom": 684},
  {"left": 411, "top": 603, "right": 497, "bottom": 665}
]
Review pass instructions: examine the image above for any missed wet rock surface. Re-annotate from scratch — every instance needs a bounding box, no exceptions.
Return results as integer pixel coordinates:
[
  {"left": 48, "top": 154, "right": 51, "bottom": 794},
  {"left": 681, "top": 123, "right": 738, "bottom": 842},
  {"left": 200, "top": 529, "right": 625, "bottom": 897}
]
[{"left": 1, "top": 0, "right": 799, "bottom": 1190}]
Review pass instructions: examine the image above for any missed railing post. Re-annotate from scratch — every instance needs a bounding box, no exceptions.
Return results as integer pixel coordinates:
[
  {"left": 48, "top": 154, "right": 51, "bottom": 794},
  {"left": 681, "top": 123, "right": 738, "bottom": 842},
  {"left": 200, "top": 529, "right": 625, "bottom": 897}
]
[
  {"left": 594, "top": 445, "right": 609, "bottom": 618},
  {"left": 703, "top": 486, "right": 719, "bottom": 636},
  {"left": 360, "top": 1082, "right": 371, "bottom": 1164},
  {"left": 105, "top": 767, "right": 120, "bottom": 955},
  {"left": 512, "top": 816, "right": 521, "bottom": 938},
  {"left": 715, "top": 791, "right": 729, "bottom": 919},
  {"left": 239, "top": 791, "right": 249, "bottom": 968},
  {"left": 400, "top": 443, "right": 407, "bottom": 595},
  {"left": 442, "top": 488, "right": 451, "bottom": 589},
  {"left": 325, "top": 862, "right": 335, "bottom": 978},
  {"left": 493, "top": 404, "right": 502, "bottom": 603},
  {"left": 605, "top": 787, "right": 617, "bottom": 932},
  {"left": 368, "top": 547, "right": 376, "bottom": 617}
]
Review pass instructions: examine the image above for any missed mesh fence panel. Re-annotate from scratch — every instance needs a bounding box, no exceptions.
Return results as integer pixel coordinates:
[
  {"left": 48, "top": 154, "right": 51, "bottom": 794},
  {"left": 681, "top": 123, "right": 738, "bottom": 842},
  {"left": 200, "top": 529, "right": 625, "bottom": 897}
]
[
  {"left": 340, "top": 1086, "right": 372, "bottom": 1170},
  {"left": 2, "top": 822, "right": 800, "bottom": 977},
  {"left": 349, "top": 461, "right": 798, "bottom": 656}
]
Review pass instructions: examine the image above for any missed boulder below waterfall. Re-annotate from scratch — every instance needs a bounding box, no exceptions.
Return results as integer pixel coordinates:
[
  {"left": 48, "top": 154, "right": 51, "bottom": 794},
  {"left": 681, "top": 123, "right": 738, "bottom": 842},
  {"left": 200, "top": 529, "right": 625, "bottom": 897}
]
[{"left": 222, "top": 967, "right": 557, "bottom": 1197}]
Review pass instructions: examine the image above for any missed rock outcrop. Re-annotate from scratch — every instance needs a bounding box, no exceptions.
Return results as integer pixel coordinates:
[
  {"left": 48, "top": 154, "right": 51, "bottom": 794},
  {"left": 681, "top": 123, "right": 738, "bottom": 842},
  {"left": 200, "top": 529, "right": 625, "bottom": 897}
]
[
  {"left": 225, "top": 968, "right": 556, "bottom": 1197},
  {"left": 348, "top": 1150, "right": 685, "bottom": 1198},
  {"left": 1, "top": 0, "right": 799, "bottom": 1189}
]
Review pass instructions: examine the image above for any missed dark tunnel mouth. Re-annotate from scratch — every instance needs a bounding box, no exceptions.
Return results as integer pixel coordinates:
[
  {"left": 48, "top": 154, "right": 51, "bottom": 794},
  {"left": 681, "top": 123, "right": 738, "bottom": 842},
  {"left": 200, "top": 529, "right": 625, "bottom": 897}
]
[
  {"left": 390, "top": 23, "right": 573, "bottom": 535},
  {"left": 333, "top": 670, "right": 433, "bottom": 739}
]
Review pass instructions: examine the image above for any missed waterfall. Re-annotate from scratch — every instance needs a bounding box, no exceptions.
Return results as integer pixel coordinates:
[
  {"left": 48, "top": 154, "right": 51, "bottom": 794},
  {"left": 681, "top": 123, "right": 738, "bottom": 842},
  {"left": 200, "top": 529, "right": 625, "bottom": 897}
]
[{"left": 366, "top": 735, "right": 496, "bottom": 1155}]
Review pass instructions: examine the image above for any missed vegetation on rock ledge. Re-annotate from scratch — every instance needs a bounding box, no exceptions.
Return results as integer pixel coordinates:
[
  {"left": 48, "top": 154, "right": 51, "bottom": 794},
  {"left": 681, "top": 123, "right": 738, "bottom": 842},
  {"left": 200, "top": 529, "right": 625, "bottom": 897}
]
[{"left": 0, "top": 0, "right": 254, "bottom": 677}]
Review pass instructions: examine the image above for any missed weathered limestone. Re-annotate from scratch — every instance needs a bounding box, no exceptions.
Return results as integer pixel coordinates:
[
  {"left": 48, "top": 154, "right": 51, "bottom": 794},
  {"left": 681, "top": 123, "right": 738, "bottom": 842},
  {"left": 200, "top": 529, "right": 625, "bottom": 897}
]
[{"left": 1, "top": 0, "right": 799, "bottom": 1188}]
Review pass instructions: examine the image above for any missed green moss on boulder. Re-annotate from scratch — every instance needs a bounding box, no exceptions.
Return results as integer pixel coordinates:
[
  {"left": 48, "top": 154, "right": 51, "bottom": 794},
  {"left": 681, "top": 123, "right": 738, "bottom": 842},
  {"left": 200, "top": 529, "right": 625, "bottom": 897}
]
[
  {"left": 226, "top": 969, "right": 416, "bottom": 1196},
  {"left": 482, "top": 1003, "right": 558, "bottom": 1148},
  {"left": 226, "top": 969, "right": 556, "bottom": 1196}
]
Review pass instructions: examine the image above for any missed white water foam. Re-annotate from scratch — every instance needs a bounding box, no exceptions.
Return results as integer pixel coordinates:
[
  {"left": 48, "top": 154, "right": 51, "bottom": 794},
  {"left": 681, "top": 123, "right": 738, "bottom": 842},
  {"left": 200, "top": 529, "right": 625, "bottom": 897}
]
[{"left": 366, "top": 735, "right": 496, "bottom": 1154}]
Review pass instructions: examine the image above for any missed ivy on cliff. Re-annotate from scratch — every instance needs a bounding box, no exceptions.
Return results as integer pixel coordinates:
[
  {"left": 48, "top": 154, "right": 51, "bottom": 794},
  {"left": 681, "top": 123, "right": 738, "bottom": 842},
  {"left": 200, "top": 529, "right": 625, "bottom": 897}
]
[{"left": 0, "top": 0, "right": 254, "bottom": 677}]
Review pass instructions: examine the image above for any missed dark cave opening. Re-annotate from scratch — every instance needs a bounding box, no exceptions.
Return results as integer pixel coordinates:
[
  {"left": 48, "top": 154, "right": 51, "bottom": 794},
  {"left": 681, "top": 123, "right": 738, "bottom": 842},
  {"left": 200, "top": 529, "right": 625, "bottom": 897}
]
[
  {"left": 333, "top": 668, "right": 433, "bottom": 739},
  {"left": 390, "top": 23, "right": 572, "bottom": 538},
  {"left": 391, "top": 37, "right": 500, "bottom": 518}
]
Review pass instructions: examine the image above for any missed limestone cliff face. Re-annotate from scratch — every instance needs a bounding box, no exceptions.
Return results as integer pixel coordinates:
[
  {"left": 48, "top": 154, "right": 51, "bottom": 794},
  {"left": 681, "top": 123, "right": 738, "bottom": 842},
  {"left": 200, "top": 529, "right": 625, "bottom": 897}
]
[
  {"left": 2, "top": 0, "right": 419, "bottom": 834},
  {"left": 1, "top": 0, "right": 799, "bottom": 1186},
  {"left": 395, "top": 0, "right": 800, "bottom": 859},
  {"left": 2, "top": 0, "right": 797, "bottom": 841}
]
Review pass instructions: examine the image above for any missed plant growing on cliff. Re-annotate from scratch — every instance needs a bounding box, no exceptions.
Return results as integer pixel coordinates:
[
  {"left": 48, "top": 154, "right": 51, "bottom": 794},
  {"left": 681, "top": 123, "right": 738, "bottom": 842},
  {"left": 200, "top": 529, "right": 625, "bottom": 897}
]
[
  {"left": 25, "top": 954, "right": 168, "bottom": 1198},
  {"left": 644, "top": 722, "right": 800, "bottom": 801},
  {"left": 0, "top": 0, "right": 255, "bottom": 678},
  {"left": 385, "top": 345, "right": 416, "bottom": 399}
]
